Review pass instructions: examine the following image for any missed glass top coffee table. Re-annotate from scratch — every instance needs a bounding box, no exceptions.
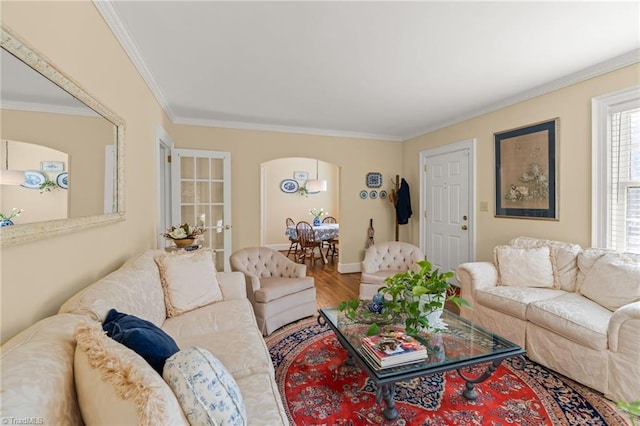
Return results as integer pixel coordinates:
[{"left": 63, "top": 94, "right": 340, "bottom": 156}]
[{"left": 317, "top": 307, "right": 526, "bottom": 420}]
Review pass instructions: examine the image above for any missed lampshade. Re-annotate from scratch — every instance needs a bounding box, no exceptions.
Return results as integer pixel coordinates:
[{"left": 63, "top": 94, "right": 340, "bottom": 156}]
[
  {"left": 0, "top": 169, "right": 25, "bottom": 185},
  {"left": 306, "top": 179, "right": 327, "bottom": 192}
]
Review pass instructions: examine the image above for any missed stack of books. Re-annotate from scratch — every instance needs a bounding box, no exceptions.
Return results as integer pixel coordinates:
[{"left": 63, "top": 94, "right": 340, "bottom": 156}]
[{"left": 360, "top": 329, "right": 428, "bottom": 369}]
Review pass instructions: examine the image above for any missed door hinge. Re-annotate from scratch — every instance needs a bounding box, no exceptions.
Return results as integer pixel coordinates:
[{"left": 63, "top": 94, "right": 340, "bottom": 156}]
[
  {"left": 424, "top": 164, "right": 427, "bottom": 172},
  {"left": 167, "top": 155, "right": 172, "bottom": 163}
]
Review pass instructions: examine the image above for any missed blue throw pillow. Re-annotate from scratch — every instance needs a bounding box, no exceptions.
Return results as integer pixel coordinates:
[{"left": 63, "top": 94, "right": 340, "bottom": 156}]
[{"left": 102, "top": 308, "right": 179, "bottom": 375}]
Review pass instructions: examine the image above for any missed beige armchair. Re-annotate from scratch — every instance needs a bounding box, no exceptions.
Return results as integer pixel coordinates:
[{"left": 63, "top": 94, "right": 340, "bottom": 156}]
[
  {"left": 230, "top": 247, "right": 317, "bottom": 335},
  {"left": 359, "top": 241, "right": 426, "bottom": 299}
]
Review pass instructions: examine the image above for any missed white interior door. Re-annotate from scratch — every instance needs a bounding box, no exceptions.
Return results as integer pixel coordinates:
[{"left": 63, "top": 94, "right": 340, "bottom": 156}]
[
  {"left": 171, "top": 149, "right": 232, "bottom": 272},
  {"left": 420, "top": 139, "right": 475, "bottom": 277}
]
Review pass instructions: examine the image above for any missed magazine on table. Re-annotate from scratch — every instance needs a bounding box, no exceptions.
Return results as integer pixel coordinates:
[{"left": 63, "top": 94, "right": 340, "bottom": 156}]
[{"left": 360, "top": 329, "right": 427, "bottom": 368}]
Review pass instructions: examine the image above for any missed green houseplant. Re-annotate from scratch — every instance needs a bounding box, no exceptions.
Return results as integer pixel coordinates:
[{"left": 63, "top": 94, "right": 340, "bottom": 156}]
[{"left": 340, "top": 260, "right": 469, "bottom": 336}]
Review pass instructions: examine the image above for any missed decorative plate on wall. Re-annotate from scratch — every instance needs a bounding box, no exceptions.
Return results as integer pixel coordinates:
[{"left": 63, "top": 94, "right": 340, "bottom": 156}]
[
  {"left": 22, "top": 170, "right": 46, "bottom": 189},
  {"left": 280, "top": 179, "right": 299, "bottom": 193},
  {"left": 359, "top": 190, "right": 368, "bottom": 199},
  {"left": 56, "top": 172, "right": 69, "bottom": 189},
  {"left": 366, "top": 172, "right": 382, "bottom": 188},
  {"left": 379, "top": 190, "right": 388, "bottom": 199},
  {"left": 369, "top": 190, "right": 378, "bottom": 199}
]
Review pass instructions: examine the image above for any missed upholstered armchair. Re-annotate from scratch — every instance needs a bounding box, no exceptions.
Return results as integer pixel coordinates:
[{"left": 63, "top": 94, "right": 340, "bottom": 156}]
[
  {"left": 230, "top": 247, "right": 317, "bottom": 335},
  {"left": 359, "top": 241, "right": 426, "bottom": 299}
]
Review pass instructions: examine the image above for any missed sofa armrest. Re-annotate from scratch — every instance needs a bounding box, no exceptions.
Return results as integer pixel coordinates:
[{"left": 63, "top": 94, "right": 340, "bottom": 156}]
[
  {"left": 608, "top": 301, "right": 640, "bottom": 353},
  {"left": 455, "top": 262, "right": 498, "bottom": 306},
  {"left": 217, "top": 272, "right": 249, "bottom": 300}
]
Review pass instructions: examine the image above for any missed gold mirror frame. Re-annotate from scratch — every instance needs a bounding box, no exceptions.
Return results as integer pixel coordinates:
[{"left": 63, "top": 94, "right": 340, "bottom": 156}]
[{"left": 0, "top": 25, "right": 125, "bottom": 246}]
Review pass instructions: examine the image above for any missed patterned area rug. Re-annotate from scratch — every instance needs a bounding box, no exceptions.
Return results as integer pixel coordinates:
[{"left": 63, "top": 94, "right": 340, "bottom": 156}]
[{"left": 266, "top": 317, "right": 628, "bottom": 426}]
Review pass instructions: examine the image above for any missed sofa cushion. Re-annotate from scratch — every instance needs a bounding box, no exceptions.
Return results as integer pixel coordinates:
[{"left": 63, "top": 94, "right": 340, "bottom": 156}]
[
  {"left": 0, "top": 313, "right": 85, "bottom": 426},
  {"left": 254, "top": 276, "right": 315, "bottom": 303},
  {"left": 580, "top": 253, "right": 640, "bottom": 311},
  {"left": 59, "top": 250, "right": 167, "bottom": 327},
  {"left": 475, "top": 286, "right": 566, "bottom": 319},
  {"left": 576, "top": 248, "right": 640, "bottom": 291},
  {"left": 155, "top": 249, "right": 223, "bottom": 317},
  {"left": 510, "top": 237, "right": 581, "bottom": 292},
  {"left": 494, "top": 245, "right": 557, "bottom": 288},
  {"left": 74, "top": 322, "right": 188, "bottom": 426},
  {"left": 527, "top": 293, "right": 611, "bottom": 350},
  {"left": 163, "top": 347, "right": 247, "bottom": 426},
  {"left": 103, "top": 308, "right": 180, "bottom": 374}
]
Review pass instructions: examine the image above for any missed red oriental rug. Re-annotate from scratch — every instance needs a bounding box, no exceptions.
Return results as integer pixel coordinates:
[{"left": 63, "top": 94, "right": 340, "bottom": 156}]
[{"left": 265, "top": 317, "right": 629, "bottom": 426}]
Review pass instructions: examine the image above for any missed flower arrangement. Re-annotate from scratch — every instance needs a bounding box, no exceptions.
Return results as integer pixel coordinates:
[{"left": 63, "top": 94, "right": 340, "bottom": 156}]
[
  {"left": 163, "top": 223, "right": 206, "bottom": 241},
  {"left": 309, "top": 208, "right": 327, "bottom": 219},
  {"left": 0, "top": 208, "right": 23, "bottom": 221}
]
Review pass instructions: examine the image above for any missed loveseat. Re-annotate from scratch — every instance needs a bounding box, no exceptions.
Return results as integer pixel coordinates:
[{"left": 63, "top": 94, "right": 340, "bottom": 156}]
[
  {"left": 1, "top": 248, "right": 288, "bottom": 425},
  {"left": 455, "top": 236, "right": 640, "bottom": 403}
]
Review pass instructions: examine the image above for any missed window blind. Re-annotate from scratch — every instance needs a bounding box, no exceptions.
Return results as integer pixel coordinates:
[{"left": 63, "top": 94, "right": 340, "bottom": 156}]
[{"left": 609, "top": 106, "right": 640, "bottom": 253}]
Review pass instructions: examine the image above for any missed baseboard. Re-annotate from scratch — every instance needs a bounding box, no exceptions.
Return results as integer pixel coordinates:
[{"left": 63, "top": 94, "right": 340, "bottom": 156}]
[{"left": 338, "top": 262, "right": 361, "bottom": 274}]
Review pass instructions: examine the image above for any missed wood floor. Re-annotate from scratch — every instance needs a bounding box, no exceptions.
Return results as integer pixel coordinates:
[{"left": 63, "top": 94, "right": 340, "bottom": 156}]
[{"left": 288, "top": 252, "right": 460, "bottom": 314}]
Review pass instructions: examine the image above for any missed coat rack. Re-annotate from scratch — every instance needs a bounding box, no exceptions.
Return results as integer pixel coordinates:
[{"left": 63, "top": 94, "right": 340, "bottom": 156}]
[{"left": 389, "top": 174, "right": 400, "bottom": 241}]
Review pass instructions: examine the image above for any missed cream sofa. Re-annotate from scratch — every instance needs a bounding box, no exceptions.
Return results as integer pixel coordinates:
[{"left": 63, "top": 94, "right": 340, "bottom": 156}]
[
  {"left": 1, "top": 249, "right": 288, "bottom": 425},
  {"left": 455, "top": 236, "right": 640, "bottom": 403}
]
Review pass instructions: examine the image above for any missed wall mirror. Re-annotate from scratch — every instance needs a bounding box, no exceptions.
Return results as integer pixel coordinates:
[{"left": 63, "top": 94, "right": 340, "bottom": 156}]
[{"left": 0, "top": 25, "right": 125, "bottom": 246}]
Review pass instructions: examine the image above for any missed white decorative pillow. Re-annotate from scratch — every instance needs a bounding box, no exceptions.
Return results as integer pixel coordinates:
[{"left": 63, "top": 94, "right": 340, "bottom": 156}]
[
  {"left": 494, "top": 245, "right": 557, "bottom": 288},
  {"left": 155, "top": 249, "right": 223, "bottom": 317},
  {"left": 73, "top": 322, "right": 188, "bottom": 426},
  {"left": 163, "top": 346, "right": 247, "bottom": 426},
  {"left": 580, "top": 253, "right": 640, "bottom": 311}
]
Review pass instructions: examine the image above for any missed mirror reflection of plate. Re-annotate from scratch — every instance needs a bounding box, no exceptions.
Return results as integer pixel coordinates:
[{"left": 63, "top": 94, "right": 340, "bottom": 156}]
[
  {"left": 280, "top": 179, "right": 298, "bottom": 193},
  {"left": 22, "top": 170, "right": 46, "bottom": 189},
  {"left": 56, "top": 172, "right": 69, "bottom": 189}
]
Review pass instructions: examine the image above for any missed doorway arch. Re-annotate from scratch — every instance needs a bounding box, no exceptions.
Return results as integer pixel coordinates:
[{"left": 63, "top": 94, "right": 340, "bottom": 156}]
[{"left": 260, "top": 157, "right": 340, "bottom": 251}]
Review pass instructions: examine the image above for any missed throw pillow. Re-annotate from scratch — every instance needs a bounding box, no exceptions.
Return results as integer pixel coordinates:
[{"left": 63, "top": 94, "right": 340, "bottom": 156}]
[
  {"left": 580, "top": 253, "right": 640, "bottom": 311},
  {"left": 74, "top": 322, "right": 188, "bottom": 426},
  {"left": 102, "top": 308, "right": 180, "bottom": 375},
  {"left": 155, "top": 249, "right": 223, "bottom": 317},
  {"left": 163, "top": 346, "right": 247, "bottom": 426},
  {"left": 494, "top": 245, "right": 557, "bottom": 288}
]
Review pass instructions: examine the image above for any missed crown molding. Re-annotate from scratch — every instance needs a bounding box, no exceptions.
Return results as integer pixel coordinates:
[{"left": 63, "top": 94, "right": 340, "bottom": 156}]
[
  {"left": 173, "top": 116, "right": 403, "bottom": 141},
  {"left": 402, "top": 49, "right": 640, "bottom": 141},
  {"left": 93, "top": 0, "right": 176, "bottom": 122}
]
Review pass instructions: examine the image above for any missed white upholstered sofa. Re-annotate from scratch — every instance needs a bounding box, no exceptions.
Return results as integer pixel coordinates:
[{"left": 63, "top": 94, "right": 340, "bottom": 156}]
[
  {"left": 455, "top": 236, "right": 640, "bottom": 403},
  {"left": 0, "top": 248, "right": 288, "bottom": 425}
]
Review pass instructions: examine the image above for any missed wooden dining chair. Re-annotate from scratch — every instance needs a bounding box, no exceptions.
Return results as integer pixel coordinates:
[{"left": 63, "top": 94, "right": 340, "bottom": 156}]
[
  {"left": 285, "top": 217, "right": 299, "bottom": 259},
  {"left": 322, "top": 216, "right": 339, "bottom": 260},
  {"left": 296, "top": 221, "right": 323, "bottom": 266}
]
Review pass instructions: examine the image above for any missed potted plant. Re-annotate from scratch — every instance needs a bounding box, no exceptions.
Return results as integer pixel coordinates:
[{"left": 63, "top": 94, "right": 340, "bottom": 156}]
[
  {"left": 340, "top": 260, "right": 469, "bottom": 336},
  {"left": 163, "top": 223, "right": 206, "bottom": 247}
]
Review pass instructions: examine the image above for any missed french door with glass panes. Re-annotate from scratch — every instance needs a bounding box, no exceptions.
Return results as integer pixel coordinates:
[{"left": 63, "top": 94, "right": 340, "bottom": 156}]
[{"left": 170, "top": 149, "right": 232, "bottom": 271}]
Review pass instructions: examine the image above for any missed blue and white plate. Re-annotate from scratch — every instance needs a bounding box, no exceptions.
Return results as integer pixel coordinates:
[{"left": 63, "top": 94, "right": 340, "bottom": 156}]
[
  {"left": 280, "top": 179, "right": 299, "bottom": 193},
  {"left": 22, "top": 170, "right": 46, "bottom": 189},
  {"left": 56, "top": 172, "right": 69, "bottom": 189},
  {"left": 369, "top": 190, "right": 378, "bottom": 199},
  {"left": 359, "top": 190, "right": 368, "bottom": 199},
  {"left": 379, "top": 190, "right": 388, "bottom": 199}
]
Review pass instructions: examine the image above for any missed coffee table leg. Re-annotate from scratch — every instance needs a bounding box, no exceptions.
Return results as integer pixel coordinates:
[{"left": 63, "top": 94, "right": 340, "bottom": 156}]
[
  {"left": 376, "top": 383, "right": 398, "bottom": 420},
  {"left": 457, "top": 359, "right": 501, "bottom": 400}
]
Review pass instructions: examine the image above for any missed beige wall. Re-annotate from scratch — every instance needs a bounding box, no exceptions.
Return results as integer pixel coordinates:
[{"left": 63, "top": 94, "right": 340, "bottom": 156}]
[
  {"left": 0, "top": 1, "right": 172, "bottom": 342},
  {"left": 403, "top": 64, "right": 640, "bottom": 261},
  {"left": 168, "top": 124, "right": 403, "bottom": 266}
]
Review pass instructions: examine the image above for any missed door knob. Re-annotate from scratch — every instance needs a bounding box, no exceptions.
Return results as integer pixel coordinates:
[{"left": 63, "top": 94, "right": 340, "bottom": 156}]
[{"left": 461, "top": 225, "right": 468, "bottom": 230}]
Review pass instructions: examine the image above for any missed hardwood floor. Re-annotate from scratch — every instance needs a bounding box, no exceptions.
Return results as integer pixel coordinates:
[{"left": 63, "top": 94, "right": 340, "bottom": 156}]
[{"left": 288, "top": 252, "right": 460, "bottom": 314}]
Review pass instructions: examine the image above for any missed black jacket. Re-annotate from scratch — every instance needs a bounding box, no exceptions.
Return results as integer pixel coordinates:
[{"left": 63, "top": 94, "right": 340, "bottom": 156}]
[{"left": 396, "top": 178, "right": 412, "bottom": 225}]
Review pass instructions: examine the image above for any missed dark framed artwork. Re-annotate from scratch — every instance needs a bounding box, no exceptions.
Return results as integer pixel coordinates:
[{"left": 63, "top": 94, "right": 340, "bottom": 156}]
[{"left": 495, "top": 118, "right": 559, "bottom": 220}]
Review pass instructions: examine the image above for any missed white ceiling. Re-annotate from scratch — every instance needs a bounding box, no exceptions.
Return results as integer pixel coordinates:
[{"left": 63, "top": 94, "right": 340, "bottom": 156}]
[{"left": 98, "top": 1, "right": 638, "bottom": 141}]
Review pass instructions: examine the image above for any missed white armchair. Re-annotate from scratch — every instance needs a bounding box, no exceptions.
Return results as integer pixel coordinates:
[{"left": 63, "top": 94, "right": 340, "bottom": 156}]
[
  {"left": 359, "top": 241, "right": 425, "bottom": 299},
  {"left": 230, "top": 247, "right": 317, "bottom": 335}
]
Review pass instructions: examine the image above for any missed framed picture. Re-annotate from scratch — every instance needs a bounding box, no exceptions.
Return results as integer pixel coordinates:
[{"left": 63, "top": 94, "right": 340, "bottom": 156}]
[
  {"left": 40, "top": 161, "right": 64, "bottom": 172},
  {"left": 495, "top": 118, "right": 559, "bottom": 220},
  {"left": 293, "top": 171, "right": 308, "bottom": 180}
]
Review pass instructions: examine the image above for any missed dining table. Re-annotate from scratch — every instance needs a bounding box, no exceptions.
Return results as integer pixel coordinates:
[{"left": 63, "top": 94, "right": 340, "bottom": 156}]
[{"left": 286, "top": 223, "right": 339, "bottom": 263}]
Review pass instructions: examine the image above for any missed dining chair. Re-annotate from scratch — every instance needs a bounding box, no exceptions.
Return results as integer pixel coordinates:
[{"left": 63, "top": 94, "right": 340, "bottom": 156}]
[
  {"left": 322, "top": 216, "right": 339, "bottom": 260},
  {"left": 296, "top": 221, "right": 323, "bottom": 266},
  {"left": 285, "top": 217, "right": 299, "bottom": 259}
]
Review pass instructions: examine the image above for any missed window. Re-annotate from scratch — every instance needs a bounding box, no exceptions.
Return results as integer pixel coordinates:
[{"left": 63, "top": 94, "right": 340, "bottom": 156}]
[{"left": 592, "top": 86, "right": 640, "bottom": 253}]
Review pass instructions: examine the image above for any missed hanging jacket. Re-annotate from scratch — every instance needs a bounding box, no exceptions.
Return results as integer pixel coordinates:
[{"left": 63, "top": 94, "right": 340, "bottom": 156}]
[{"left": 396, "top": 178, "right": 412, "bottom": 225}]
